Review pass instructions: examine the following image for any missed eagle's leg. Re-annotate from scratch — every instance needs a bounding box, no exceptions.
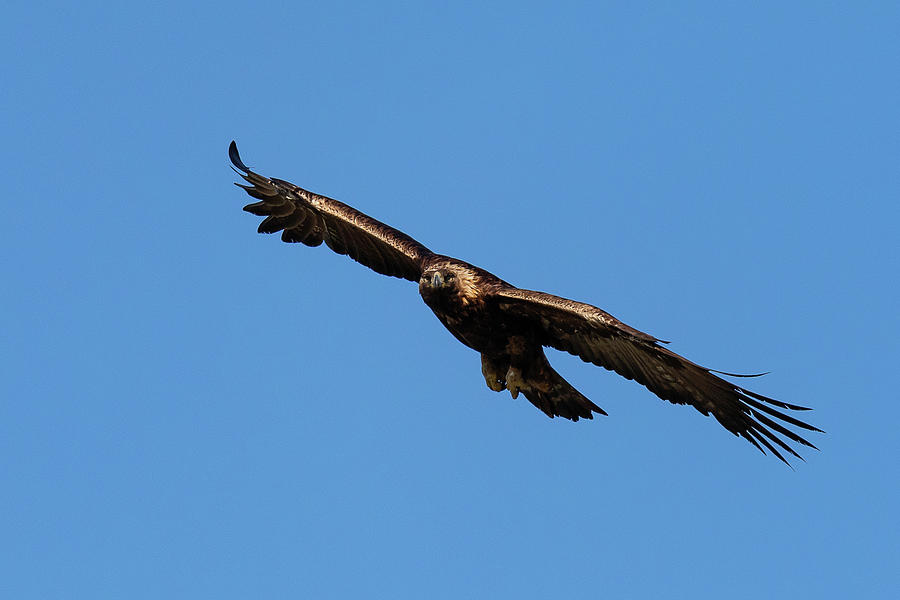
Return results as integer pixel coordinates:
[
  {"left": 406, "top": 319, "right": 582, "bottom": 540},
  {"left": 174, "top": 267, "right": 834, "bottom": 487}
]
[
  {"left": 480, "top": 354, "right": 508, "bottom": 392},
  {"left": 505, "top": 362, "right": 551, "bottom": 399},
  {"left": 506, "top": 366, "right": 525, "bottom": 399},
  {"left": 502, "top": 336, "right": 531, "bottom": 399}
]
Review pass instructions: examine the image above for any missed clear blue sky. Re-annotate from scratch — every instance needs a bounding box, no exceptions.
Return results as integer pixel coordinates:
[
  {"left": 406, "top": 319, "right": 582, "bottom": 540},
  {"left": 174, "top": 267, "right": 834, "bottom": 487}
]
[{"left": 2, "top": 2, "right": 897, "bottom": 598}]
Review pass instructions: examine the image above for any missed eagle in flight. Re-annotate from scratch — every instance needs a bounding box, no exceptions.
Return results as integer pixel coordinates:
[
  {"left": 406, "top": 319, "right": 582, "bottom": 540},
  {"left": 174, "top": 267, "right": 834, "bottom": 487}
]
[{"left": 229, "top": 141, "right": 821, "bottom": 464}]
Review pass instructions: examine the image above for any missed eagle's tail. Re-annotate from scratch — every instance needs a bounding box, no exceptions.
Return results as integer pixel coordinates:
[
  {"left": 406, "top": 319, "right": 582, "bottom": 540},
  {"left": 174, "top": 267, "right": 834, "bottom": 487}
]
[{"left": 512, "top": 352, "right": 607, "bottom": 422}]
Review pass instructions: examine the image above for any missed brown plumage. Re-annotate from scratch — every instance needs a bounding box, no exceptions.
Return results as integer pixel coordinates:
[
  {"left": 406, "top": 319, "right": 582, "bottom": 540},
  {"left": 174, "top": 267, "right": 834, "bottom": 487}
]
[{"left": 229, "top": 141, "right": 822, "bottom": 464}]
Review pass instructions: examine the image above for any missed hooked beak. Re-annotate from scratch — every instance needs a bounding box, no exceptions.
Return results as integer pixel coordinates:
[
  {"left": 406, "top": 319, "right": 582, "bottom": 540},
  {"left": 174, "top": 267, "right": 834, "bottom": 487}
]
[{"left": 431, "top": 272, "right": 445, "bottom": 288}]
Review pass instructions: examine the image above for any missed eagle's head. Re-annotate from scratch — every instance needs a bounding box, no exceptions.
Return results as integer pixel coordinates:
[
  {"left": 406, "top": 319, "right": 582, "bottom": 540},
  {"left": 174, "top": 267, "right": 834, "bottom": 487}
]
[{"left": 419, "top": 266, "right": 481, "bottom": 306}]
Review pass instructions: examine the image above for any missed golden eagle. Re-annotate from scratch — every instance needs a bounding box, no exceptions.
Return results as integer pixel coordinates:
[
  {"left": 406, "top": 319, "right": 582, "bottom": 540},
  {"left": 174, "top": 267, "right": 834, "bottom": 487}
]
[{"left": 229, "top": 141, "right": 820, "bottom": 464}]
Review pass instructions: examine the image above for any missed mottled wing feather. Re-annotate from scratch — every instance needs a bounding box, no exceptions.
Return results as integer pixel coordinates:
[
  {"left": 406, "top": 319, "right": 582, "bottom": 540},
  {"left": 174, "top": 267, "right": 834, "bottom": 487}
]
[
  {"left": 230, "top": 141, "right": 433, "bottom": 281},
  {"left": 494, "top": 287, "right": 821, "bottom": 464}
]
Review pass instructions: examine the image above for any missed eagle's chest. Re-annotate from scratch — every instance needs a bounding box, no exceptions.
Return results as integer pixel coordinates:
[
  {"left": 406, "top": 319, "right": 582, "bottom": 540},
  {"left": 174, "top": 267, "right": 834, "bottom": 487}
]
[{"left": 420, "top": 291, "right": 513, "bottom": 353}]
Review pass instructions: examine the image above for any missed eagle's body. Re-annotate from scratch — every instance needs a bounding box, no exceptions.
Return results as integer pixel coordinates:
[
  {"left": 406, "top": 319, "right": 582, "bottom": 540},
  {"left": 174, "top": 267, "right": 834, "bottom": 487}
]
[
  {"left": 229, "top": 141, "right": 821, "bottom": 464},
  {"left": 417, "top": 258, "right": 604, "bottom": 420}
]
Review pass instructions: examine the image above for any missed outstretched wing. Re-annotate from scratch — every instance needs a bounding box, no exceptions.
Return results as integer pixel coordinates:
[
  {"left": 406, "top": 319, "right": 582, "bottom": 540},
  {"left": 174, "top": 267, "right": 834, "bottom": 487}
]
[
  {"left": 229, "top": 141, "right": 433, "bottom": 281},
  {"left": 493, "top": 287, "right": 822, "bottom": 464}
]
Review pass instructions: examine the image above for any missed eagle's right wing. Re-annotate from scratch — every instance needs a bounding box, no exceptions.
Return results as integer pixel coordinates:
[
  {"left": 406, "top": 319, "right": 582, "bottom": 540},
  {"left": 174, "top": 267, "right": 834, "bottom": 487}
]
[{"left": 230, "top": 142, "right": 433, "bottom": 282}]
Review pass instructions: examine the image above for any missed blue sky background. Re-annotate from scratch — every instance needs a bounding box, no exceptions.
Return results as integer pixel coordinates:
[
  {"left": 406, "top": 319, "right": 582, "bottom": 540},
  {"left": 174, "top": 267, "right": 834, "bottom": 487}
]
[{"left": 2, "top": 2, "right": 897, "bottom": 598}]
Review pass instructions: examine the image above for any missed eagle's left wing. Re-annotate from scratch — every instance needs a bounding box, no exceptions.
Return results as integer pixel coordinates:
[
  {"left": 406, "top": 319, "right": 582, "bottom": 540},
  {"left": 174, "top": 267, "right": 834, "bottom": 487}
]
[
  {"left": 492, "top": 287, "right": 821, "bottom": 464},
  {"left": 230, "top": 142, "right": 433, "bottom": 282}
]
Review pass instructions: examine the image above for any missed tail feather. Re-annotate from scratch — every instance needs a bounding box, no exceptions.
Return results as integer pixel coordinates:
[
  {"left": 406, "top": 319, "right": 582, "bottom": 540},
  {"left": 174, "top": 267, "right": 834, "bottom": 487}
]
[{"left": 519, "top": 352, "right": 606, "bottom": 421}]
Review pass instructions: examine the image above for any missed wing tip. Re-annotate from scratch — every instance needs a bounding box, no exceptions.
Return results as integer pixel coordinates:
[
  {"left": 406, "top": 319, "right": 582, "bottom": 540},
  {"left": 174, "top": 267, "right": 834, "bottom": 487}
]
[
  {"left": 229, "top": 140, "right": 250, "bottom": 172},
  {"left": 711, "top": 369, "right": 770, "bottom": 378}
]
